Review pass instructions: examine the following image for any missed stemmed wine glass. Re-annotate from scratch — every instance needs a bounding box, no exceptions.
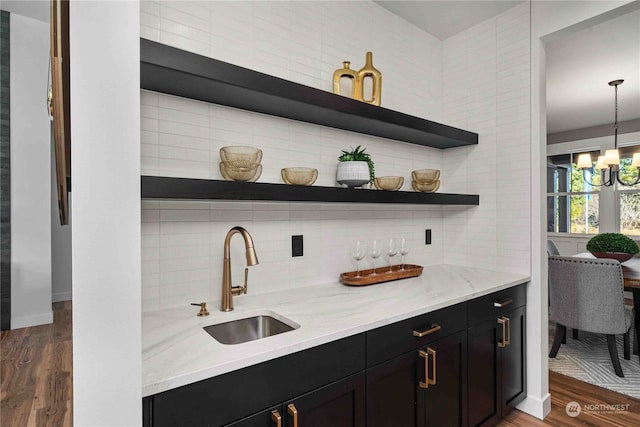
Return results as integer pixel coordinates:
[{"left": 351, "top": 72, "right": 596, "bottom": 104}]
[
  {"left": 369, "top": 239, "right": 382, "bottom": 276},
  {"left": 351, "top": 240, "right": 367, "bottom": 278},
  {"left": 386, "top": 238, "right": 398, "bottom": 272},
  {"left": 399, "top": 238, "right": 410, "bottom": 270}
]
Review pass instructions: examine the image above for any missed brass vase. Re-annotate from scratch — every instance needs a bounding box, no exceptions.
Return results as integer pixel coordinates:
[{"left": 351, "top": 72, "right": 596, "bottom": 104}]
[
  {"left": 357, "top": 52, "right": 381, "bottom": 106},
  {"left": 332, "top": 61, "right": 360, "bottom": 99}
]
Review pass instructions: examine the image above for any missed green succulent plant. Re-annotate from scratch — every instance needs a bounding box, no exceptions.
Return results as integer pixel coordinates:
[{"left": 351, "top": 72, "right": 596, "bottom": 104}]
[
  {"left": 338, "top": 145, "right": 375, "bottom": 184},
  {"left": 586, "top": 233, "right": 640, "bottom": 254}
]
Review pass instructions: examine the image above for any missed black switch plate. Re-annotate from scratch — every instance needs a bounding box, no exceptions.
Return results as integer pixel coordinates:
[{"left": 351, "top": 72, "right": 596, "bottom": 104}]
[
  {"left": 425, "top": 229, "right": 432, "bottom": 245},
  {"left": 292, "top": 235, "right": 304, "bottom": 257}
]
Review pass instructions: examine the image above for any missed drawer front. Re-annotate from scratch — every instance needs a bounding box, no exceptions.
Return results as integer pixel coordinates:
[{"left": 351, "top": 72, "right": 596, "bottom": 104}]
[
  {"left": 467, "top": 283, "right": 526, "bottom": 326},
  {"left": 149, "top": 333, "right": 365, "bottom": 427},
  {"left": 366, "top": 302, "right": 467, "bottom": 368}
]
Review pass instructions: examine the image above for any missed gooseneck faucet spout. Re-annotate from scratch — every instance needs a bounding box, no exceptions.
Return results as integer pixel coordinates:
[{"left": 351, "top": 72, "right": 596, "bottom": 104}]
[{"left": 221, "top": 226, "right": 259, "bottom": 311}]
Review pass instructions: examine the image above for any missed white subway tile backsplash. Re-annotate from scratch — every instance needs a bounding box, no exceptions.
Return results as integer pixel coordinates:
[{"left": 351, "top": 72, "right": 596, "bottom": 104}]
[
  {"left": 140, "top": 1, "right": 531, "bottom": 310},
  {"left": 442, "top": 3, "right": 530, "bottom": 273}
]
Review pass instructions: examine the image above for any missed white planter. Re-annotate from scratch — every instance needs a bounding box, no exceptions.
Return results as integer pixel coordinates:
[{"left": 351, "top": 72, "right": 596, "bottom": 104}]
[{"left": 336, "top": 161, "right": 370, "bottom": 187}]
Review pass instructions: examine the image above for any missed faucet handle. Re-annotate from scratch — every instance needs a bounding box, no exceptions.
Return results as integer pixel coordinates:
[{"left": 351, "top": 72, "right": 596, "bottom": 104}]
[
  {"left": 190, "top": 302, "right": 210, "bottom": 317},
  {"left": 231, "top": 268, "right": 249, "bottom": 297}
]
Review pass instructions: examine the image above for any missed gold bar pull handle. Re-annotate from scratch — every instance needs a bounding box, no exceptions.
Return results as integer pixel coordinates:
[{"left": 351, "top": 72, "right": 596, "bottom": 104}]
[
  {"left": 271, "top": 409, "right": 282, "bottom": 427},
  {"left": 493, "top": 297, "right": 513, "bottom": 308},
  {"left": 418, "top": 348, "right": 436, "bottom": 388},
  {"left": 287, "top": 403, "right": 298, "bottom": 427},
  {"left": 413, "top": 323, "right": 441, "bottom": 337},
  {"left": 419, "top": 349, "right": 429, "bottom": 388},
  {"left": 505, "top": 316, "right": 511, "bottom": 346},
  {"left": 497, "top": 316, "right": 508, "bottom": 347},
  {"left": 427, "top": 347, "right": 436, "bottom": 386}
]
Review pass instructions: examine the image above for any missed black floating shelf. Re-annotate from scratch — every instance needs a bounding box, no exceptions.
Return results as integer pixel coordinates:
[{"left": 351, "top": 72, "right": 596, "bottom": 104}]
[
  {"left": 141, "top": 176, "right": 479, "bottom": 206},
  {"left": 140, "top": 39, "right": 478, "bottom": 150}
]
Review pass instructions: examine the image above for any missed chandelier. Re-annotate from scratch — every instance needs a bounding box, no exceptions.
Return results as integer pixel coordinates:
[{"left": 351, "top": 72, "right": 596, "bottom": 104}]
[{"left": 576, "top": 79, "right": 640, "bottom": 187}]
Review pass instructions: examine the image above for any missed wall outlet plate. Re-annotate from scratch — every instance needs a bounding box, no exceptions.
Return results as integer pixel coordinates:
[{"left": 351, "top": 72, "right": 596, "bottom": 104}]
[
  {"left": 425, "top": 229, "right": 432, "bottom": 245},
  {"left": 292, "top": 235, "right": 303, "bottom": 257}
]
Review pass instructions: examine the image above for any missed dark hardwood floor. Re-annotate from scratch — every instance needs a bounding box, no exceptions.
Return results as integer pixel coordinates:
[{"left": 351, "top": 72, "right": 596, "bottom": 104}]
[
  {"left": 1, "top": 302, "right": 639, "bottom": 426},
  {"left": 1, "top": 301, "right": 72, "bottom": 426},
  {"left": 499, "top": 371, "right": 640, "bottom": 427}
]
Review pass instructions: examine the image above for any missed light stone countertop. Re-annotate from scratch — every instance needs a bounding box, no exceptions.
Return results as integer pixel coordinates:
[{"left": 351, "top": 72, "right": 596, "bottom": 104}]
[{"left": 142, "top": 264, "right": 529, "bottom": 397}]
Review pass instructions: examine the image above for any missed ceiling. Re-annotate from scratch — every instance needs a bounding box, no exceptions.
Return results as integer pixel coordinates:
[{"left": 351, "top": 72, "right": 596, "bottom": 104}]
[
  {"left": 1, "top": 0, "right": 48, "bottom": 23},
  {"left": 374, "top": 1, "right": 524, "bottom": 40},
  {"left": 4, "top": 0, "right": 638, "bottom": 136},
  {"left": 545, "top": 8, "right": 640, "bottom": 134},
  {"left": 376, "top": 1, "right": 640, "bottom": 135}
]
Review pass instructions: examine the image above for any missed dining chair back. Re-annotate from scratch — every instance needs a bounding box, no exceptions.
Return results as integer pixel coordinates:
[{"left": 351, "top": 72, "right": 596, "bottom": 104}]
[
  {"left": 547, "top": 239, "right": 560, "bottom": 256},
  {"left": 548, "top": 255, "right": 633, "bottom": 377}
]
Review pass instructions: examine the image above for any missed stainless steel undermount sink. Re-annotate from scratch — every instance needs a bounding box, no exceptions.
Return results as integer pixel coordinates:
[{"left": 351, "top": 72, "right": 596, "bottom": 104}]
[{"left": 203, "top": 314, "right": 299, "bottom": 345}]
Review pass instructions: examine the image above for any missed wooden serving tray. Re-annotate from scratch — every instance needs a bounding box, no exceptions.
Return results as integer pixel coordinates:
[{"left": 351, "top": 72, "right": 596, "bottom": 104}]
[{"left": 340, "top": 264, "right": 424, "bottom": 286}]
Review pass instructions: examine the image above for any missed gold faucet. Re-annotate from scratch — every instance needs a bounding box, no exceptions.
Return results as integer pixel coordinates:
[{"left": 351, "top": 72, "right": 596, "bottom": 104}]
[{"left": 221, "top": 226, "right": 259, "bottom": 311}]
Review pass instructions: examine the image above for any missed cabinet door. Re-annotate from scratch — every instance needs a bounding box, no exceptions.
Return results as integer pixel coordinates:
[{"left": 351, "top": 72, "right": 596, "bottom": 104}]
[
  {"left": 283, "top": 372, "right": 365, "bottom": 427},
  {"left": 366, "top": 351, "right": 425, "bottom": 427},
  {"left": 423, "top": 330, "right": 467, "bottom": 427},
  {"left": 501, "top": 306, "right": 526, "bottom": 415},
  {"left": 467, "top": 317, "right": 500, "bottom": 427}
]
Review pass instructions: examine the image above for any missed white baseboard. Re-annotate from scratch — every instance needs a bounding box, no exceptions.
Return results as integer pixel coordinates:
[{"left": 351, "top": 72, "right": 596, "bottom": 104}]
[
  {"left": 516, "top": 393, "right": 552, "bottom": 420},
  {"left": 11, "top": 311, "right": 54, "bottom": 329},
  {"left": 52, "top": 291, "right": 72, "bottom": 302}
]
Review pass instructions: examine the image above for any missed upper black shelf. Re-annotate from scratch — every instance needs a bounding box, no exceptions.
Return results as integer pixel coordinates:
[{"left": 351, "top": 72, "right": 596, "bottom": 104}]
[
  {"left": 141, "top": 176, "right": 479, "bottom": 206},
  {"left": 140, "top": 39, "right": 478, "bottom": 150}
]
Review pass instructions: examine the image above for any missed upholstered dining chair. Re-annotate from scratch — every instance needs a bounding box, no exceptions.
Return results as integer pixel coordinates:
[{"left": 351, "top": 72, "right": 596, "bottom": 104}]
[
  {"left": 546, "top": 239, "right": 581, "bottom": 340},
  {"left": 548, "top": 255, "right": 633, "bottom": 377}
]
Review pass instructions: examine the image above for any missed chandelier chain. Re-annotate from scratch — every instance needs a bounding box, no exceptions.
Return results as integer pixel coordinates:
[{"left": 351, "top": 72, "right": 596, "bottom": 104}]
[{"left": 614, "top": 82, "right": 619, "bottom": 149}]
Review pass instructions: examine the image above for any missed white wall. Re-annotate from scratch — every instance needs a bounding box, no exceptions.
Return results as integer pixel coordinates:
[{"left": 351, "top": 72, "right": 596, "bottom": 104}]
[
  {"left": 437, "top": 3, "right": 542, "bottom": 418},
  {"left": 9, "top": 13, "right": 53, "bottom": 329},
  {"left": 529, "top": 0, "right": 637, "bottom": 419},
  {"left": 70, "top": 1, "right": 141, "bottom": 425},
  {"left": 442, "top": 3, "right": 531, "bottom": 274},
  {"left": 140, "top": 0, "right": 449, "bottom": 311}
]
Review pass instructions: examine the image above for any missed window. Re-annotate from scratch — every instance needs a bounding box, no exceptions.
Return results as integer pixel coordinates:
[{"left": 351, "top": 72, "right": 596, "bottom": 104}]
[
  {"left": 620, "top": 191, "right": 640, "bottom": 234},
  {"left": 547, "top": 151, "right": 601, "bottom": 234},
  {"left": 547, "top": 145, "right": 640, "bottom": 235},
  {"left": 617, "top": 146, "right": 640, "bottom": 235}
]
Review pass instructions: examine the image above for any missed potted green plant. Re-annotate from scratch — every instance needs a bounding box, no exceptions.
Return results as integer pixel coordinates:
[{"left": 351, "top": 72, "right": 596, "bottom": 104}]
[
  {"left": 586, "top": 233, "right": 639, "bottom": 262},
  {"left": 336, "top": 145, "right": 375, "bottom": 188}
]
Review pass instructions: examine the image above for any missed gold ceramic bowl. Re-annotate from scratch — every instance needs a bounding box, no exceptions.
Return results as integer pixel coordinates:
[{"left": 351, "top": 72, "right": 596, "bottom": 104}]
[
  {"left": 411, "top": 169, "right": 440, "bottom": 183},
  {"left": 281, "top": 167, "right": 318, "bottom": 186},
  {"left": 220, "top": 161, "right": 262, "bottom": 182},
  {"left": 374, "top": 176, "right": 404, "bottom": 191},
  {"left": 220, "top": 146, "right": 263, "bottom": 164},
  {"left": 412, "top": 180, "right": 440, "bottom": 193}
]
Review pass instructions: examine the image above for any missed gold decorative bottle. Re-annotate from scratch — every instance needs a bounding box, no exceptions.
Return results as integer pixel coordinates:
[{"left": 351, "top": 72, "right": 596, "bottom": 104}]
[
  {"left": 332, "top": 61, "right": 360, "bottom": 100},
  {"left": 357, "top": 52, "right": 382, "bottom": 106}
]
